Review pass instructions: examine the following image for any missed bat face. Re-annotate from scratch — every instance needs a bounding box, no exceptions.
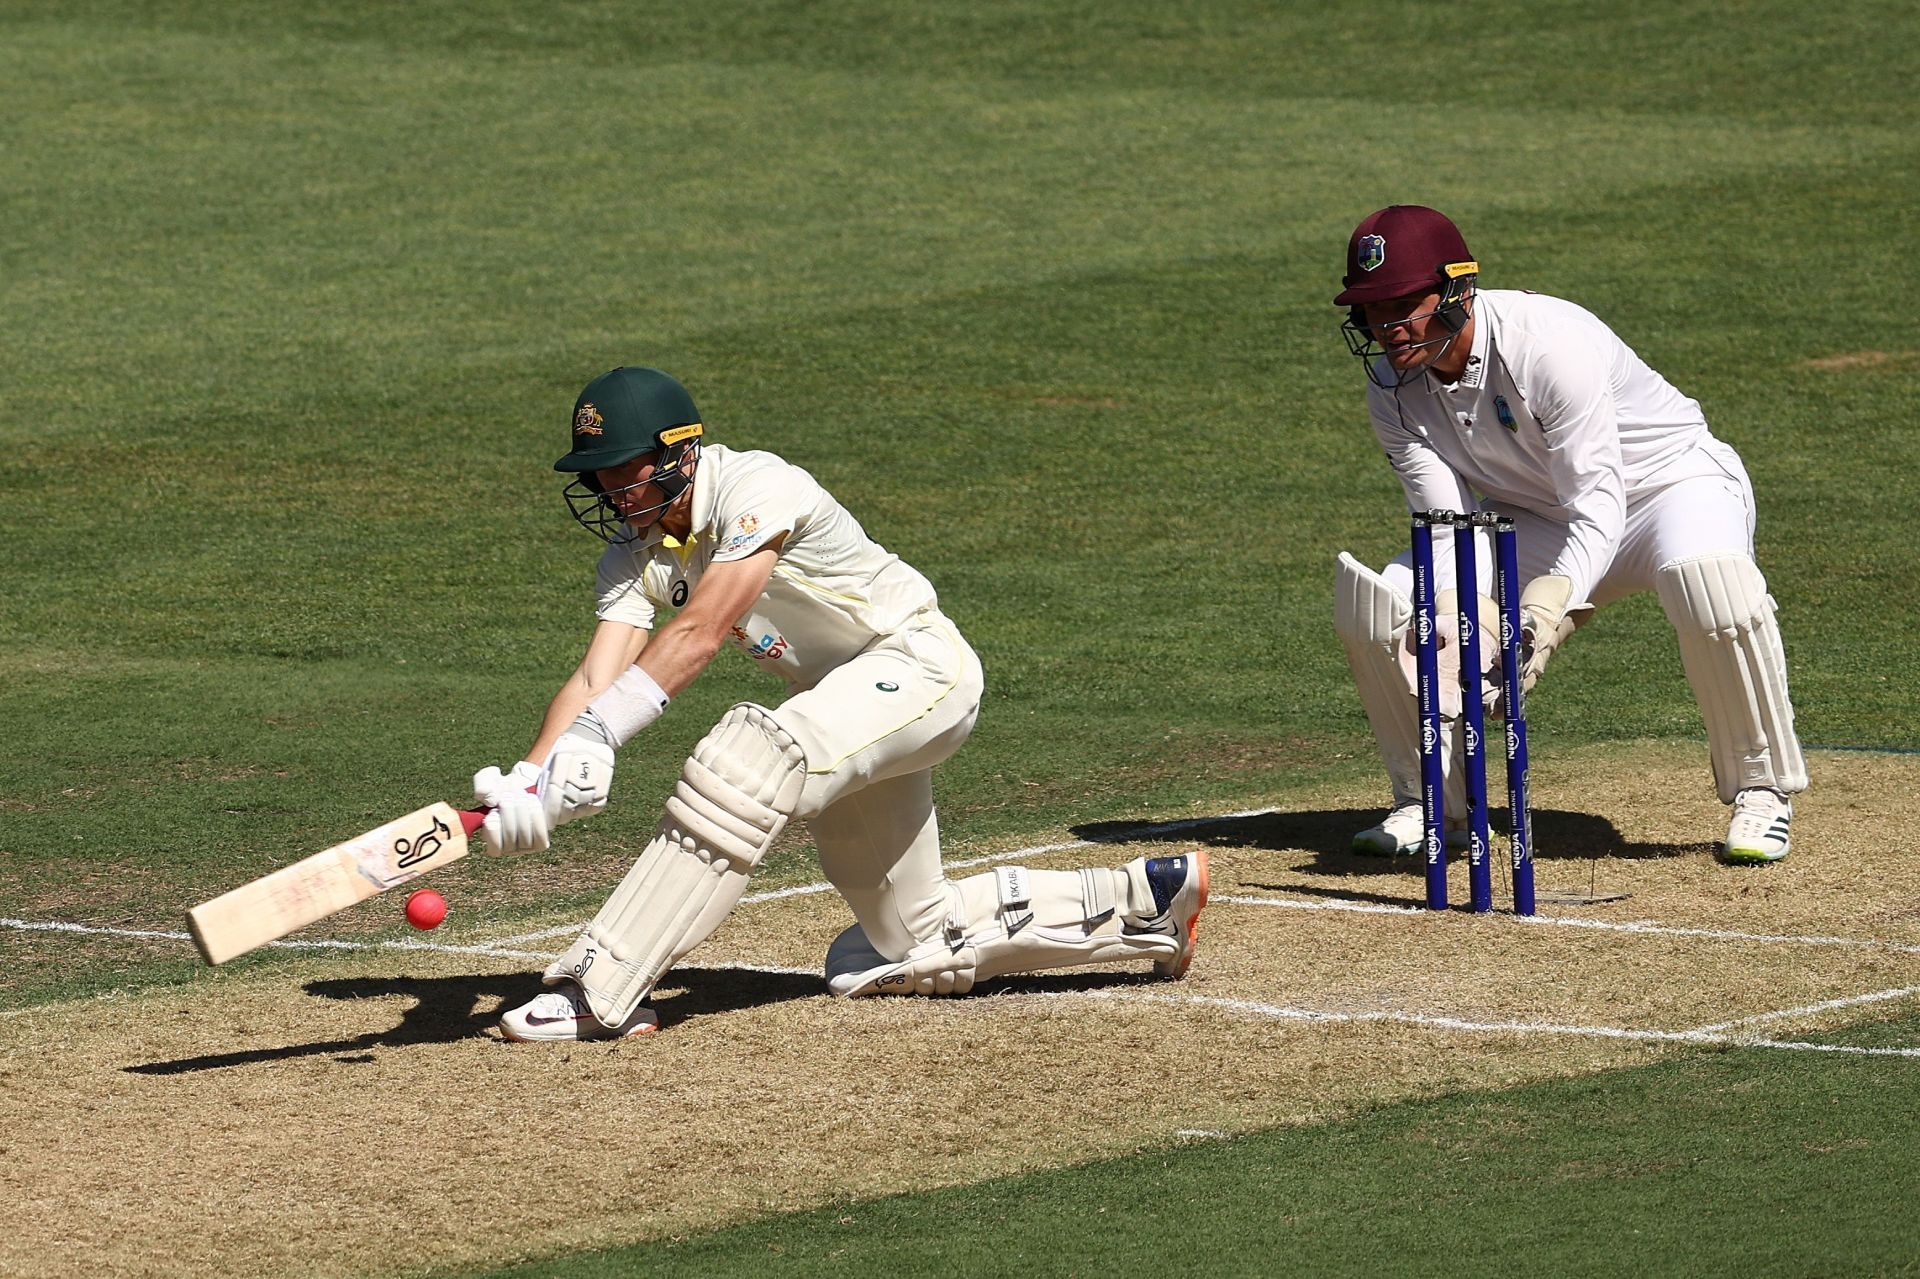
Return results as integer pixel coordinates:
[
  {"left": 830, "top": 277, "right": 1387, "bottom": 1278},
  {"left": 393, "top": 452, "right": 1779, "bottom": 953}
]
[
  {"left": 187, "top": 802, "right": 484, "bottom": 965},
  {"left": 373, "top": 809, "right": 463, "bottom": 884}
]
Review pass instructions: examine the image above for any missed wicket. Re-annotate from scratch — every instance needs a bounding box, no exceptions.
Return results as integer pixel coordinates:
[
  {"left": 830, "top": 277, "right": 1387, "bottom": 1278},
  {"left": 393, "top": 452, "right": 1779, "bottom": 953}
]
[{"left": 1410, "top": 510, "right": 1536, "bottom": 915}]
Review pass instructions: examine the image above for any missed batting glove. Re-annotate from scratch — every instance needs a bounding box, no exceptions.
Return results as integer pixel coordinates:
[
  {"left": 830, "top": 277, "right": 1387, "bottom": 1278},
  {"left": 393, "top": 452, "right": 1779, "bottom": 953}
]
[
  {"left": 542, "top": 732, "right": 616, "bottom": 827},
  {"left": 474, "top": 760, "right": 550, "bottom": 854}
]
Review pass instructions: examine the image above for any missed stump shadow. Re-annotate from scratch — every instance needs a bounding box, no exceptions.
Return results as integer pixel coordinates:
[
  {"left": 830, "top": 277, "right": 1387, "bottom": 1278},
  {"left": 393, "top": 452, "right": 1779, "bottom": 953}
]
[{"left": 1071, "top": 807, "right": 1713, "bottom": 909}]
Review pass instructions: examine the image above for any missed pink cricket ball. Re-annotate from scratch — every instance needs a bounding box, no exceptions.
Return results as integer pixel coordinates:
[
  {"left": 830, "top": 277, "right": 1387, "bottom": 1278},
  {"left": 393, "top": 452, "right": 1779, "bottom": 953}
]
[{"left": 405, "top": 888, "right": 448, "bottom": 930}]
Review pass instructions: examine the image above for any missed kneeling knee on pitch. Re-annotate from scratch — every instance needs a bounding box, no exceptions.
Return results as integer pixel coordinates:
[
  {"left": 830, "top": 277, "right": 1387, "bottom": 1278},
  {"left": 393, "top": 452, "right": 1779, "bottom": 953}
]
[{"left": 825, "top": 861, "right": 1187, "bottom": 997}]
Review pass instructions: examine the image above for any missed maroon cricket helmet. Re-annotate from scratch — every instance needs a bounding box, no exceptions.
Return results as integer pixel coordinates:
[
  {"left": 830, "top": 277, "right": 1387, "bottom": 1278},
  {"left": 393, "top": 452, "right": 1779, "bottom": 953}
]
[{"left": 1333, "top": 205, "right": 1477, "bottom": 306}]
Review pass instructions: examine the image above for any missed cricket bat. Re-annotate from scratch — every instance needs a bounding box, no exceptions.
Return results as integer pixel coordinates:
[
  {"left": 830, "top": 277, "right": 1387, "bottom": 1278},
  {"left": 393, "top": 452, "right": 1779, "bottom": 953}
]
[{"left": 187, "top": 801, "right": 488, "bottom": 965}]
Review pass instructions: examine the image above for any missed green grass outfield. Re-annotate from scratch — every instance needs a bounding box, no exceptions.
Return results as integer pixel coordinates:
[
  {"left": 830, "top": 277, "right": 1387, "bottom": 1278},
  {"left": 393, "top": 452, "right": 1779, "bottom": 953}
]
[{"left": 3, "top": 1, "right": 1917, "bottom": 1273}]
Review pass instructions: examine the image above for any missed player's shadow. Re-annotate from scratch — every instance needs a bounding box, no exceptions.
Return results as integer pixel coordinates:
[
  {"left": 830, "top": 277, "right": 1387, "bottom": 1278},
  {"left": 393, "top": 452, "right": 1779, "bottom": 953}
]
[
  {"left": 1072, "top": 807, "right": 1713, "bottom": 909},
  {"left": 123, "top": 965, "right": 820, "bottom": 1076}
]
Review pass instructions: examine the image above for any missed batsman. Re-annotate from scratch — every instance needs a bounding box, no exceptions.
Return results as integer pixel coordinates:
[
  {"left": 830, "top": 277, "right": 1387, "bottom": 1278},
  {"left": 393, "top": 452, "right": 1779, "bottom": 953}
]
[
  {"left": 477, "top": 367, "right": 1207, "bottom": 1040},
  {"left": 1329, "top": 206, "right": 1807, "bottom": 866}
]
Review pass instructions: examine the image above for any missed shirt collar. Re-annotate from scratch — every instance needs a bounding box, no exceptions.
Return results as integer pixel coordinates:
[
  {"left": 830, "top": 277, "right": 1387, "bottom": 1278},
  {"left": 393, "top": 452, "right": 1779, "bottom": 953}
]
[
  {"left": 1452, "top": 301, "right": 1492, "bottom": 390},
  {"left": 614, "top": 446, "right": 718, "bottom": 557},
  {"left": 1421, "top": 301, "right": 1491, "bottom": 392},
  {"left": 687, "top": 442, "right": 720, "bottom": 538}
]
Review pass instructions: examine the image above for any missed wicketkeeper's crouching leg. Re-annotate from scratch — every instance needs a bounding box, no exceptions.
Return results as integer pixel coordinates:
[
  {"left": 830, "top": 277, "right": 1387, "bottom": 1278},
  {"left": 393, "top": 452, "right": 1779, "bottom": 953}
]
[
  {"left": 1333, "top": 551, "right": 1472, "bottom": 855},
  {"left": 1655, "top": 553, "right": 1808, "bottom": 862},
  {"left": 502, "top": 703, "right": 806, "bottom": 1041}
]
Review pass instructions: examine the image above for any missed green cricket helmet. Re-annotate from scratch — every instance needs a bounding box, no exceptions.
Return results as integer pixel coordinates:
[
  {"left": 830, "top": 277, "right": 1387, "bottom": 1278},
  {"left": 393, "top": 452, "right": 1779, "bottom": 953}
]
[{"left": 555, "top": 367, "right": 704, "bottom": 542}]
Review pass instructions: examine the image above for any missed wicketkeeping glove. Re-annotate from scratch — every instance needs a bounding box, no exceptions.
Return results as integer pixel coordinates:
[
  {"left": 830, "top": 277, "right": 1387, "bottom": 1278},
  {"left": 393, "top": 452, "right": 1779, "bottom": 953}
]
[
  {"left": 1517, "top": 575, "right": 1576, "bottom": 691},
  {"left": 1395, "top": 589, "right": 1501, "bottom": 718},
  {"left": 473, "top": 760, "right": 550, "bottom": 854},
  {"left": 542, "top": 732, "right": 617, "bottom": 827}
]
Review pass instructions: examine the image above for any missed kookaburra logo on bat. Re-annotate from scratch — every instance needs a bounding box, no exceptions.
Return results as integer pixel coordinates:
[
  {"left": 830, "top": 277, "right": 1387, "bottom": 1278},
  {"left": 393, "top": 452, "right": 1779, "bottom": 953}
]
[{"left": 394, "top": 814, "right": 454, "bottom": 868}]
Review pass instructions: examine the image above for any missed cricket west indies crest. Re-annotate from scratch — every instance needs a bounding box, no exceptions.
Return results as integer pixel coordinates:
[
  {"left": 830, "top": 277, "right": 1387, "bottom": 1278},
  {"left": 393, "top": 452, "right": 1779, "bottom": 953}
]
[
  {"left": 1494, "top": 395, "right": 1518, "bottom": 431},
  {"left": 1357, "top": 234, "right": 1387, "bottom": 272}
]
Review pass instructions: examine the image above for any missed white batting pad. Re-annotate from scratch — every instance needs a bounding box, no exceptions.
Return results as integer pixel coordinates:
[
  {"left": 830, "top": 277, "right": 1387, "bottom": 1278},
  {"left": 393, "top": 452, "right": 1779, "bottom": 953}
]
[
  {"left": 826, "top": 862, "right": 1170, "bottom": 997},
  {"left": 1654, "top": 554, "right": 1808, "bottom": 803},
  {"left": 546, "top": 703, "right": 808, "bottom": 1027}
]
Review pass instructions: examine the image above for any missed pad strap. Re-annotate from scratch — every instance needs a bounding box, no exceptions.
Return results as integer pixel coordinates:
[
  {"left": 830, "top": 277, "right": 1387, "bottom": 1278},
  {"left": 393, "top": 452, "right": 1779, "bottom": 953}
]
[{"left": 996, "top": 866, "right": 1034, "bottom": 935}]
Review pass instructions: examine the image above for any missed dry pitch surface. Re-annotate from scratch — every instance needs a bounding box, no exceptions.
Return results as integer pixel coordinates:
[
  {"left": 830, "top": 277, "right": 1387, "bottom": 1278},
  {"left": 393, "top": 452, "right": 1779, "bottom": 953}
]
[{"left": 4, "top": 743, "right": 1918, "bottom": 1278}]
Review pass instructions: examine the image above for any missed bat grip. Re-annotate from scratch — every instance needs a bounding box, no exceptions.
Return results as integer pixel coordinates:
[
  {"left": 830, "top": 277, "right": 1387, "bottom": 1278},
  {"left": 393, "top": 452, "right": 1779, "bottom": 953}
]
[{"left": 457, "top": 784, "right": 533, "bottom": 837}]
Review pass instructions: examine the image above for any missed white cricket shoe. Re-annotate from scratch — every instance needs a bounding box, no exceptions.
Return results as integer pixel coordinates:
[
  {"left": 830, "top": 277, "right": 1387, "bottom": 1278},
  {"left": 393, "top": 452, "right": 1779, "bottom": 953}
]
[
  {"left": 1132, "top": 852, "right": 1210, "bottom": 979},
  {"left": 500, "top": 983, "right": 659, "bottom": 1042},
  {"left": 1352, "top": 804, "right": 1423, "bottom": 857},
  {"left": 1723, "top": 789, "right": 1792, "bottom": 863}
]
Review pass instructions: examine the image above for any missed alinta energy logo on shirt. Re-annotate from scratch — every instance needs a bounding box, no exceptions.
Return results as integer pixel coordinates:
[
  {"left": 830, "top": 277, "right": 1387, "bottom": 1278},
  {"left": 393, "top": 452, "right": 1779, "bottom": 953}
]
[
  {"left": 731, "top": 625, "right": 791, "bottom": 662},
  {"left": 574, "top": 403, "right": 605, "bottom": 436}
]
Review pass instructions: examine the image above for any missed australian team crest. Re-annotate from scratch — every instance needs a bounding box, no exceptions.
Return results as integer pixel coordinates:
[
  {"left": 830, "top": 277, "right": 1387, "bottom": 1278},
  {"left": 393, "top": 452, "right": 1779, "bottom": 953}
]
[
  {"left": 573, "top": 403, "right": 605, "bottom": 436},
  {"left": 1357, "top": 234, "right": 1387, "bottom": 272}
]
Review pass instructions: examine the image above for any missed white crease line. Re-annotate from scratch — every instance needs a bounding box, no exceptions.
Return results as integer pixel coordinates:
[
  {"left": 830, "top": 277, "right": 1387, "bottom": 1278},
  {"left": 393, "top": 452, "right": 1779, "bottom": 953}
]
[
  {"left": 4, "top": 937, "right": 1915, "bottom": 1058},
  {"left": 1, "top": 918, "right": 194, "bottom": 944},
  {"left": 0, "top": 917, "right": 553, "bottom": 962},
  {"left": 684, "top": 960, "right": 818, "bottom": 977},
  {"left": 0, "top": 919, "right": 814, "bottom": 979},
  {"left": 470, "top": 807, "right": 1279, "bottom": 948},
  {"left": 1687, "top": 985, "right": 1920, "bottom": 1035},
  {"left": 1220, "top": 895, "right": 1920, "bottom": 955},
  {"left": 1074, "top": 989, "right": 1920, "bottom": 1059}
]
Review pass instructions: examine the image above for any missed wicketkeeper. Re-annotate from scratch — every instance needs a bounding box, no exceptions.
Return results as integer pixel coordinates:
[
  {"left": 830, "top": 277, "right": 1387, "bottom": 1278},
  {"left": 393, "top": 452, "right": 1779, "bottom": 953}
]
[
  {"left": 478, "top": 367, "right": 1207, "bottom": 1040},
  {"left": 1329, "top": 206, "right": 1806, "bottom": 865}
]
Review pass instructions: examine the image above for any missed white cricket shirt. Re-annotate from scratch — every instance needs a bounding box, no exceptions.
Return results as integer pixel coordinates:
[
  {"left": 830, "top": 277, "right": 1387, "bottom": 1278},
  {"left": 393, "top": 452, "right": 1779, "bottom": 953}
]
[
  {"left": 592, "top": 445, "right": 940, "bottom": 688},
  {"left": 1366, "top": 289, "right": 1716, "bottom": 602}
]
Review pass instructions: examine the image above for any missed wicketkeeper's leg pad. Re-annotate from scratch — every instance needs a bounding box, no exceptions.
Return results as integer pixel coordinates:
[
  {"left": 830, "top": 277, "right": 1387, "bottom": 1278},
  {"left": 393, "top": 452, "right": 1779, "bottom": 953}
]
[
  {"left": 1334, "top": 552, "right": 1424, "bottom": 808},
  {"left": 825, "top": 863, "right": 1176, "bottom": 997},
  {"left": 547, "top": 703, "right": 808, "bottom": 1028},
  {"left": 1655, "top": 554, "right": 1808, "bottom": 803},
  {"left": 1334, "top": 553, "right": 1472, "bottom": 817}
]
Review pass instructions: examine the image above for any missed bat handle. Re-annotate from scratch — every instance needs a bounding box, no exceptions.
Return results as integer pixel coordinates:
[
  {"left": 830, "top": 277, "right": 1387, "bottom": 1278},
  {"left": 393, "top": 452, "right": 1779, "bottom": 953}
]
[{"left": 457, "top": 784, "right": 532, "bottom": 837}]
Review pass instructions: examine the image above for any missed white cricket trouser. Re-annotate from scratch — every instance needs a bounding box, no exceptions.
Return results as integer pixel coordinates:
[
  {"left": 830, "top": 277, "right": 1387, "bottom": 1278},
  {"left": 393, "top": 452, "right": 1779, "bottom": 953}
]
[
  {"left": 1368, "top": 437, "right": 1804, "bottom": 800},
  {"left": 769, "top": 610, "right": 986, "bottom": 961},
  {"left": 1377, "top": 438, "right": 1759, "bottom": 606}
]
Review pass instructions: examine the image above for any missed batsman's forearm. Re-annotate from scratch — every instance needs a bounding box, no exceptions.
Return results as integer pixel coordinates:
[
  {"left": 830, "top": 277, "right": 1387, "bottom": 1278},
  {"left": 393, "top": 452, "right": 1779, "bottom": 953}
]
[
  {"left": 526, "top": 679, "right": 601, "bottom": 764},
  {"left": 531, "top": 624, "right": 718, "bottom": 761},
  {"left": 632, "top": 614, "right": 728, "bottom": 699},
  {"left": 524, "top": 622, "right": 652, "bottom": 763}
]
